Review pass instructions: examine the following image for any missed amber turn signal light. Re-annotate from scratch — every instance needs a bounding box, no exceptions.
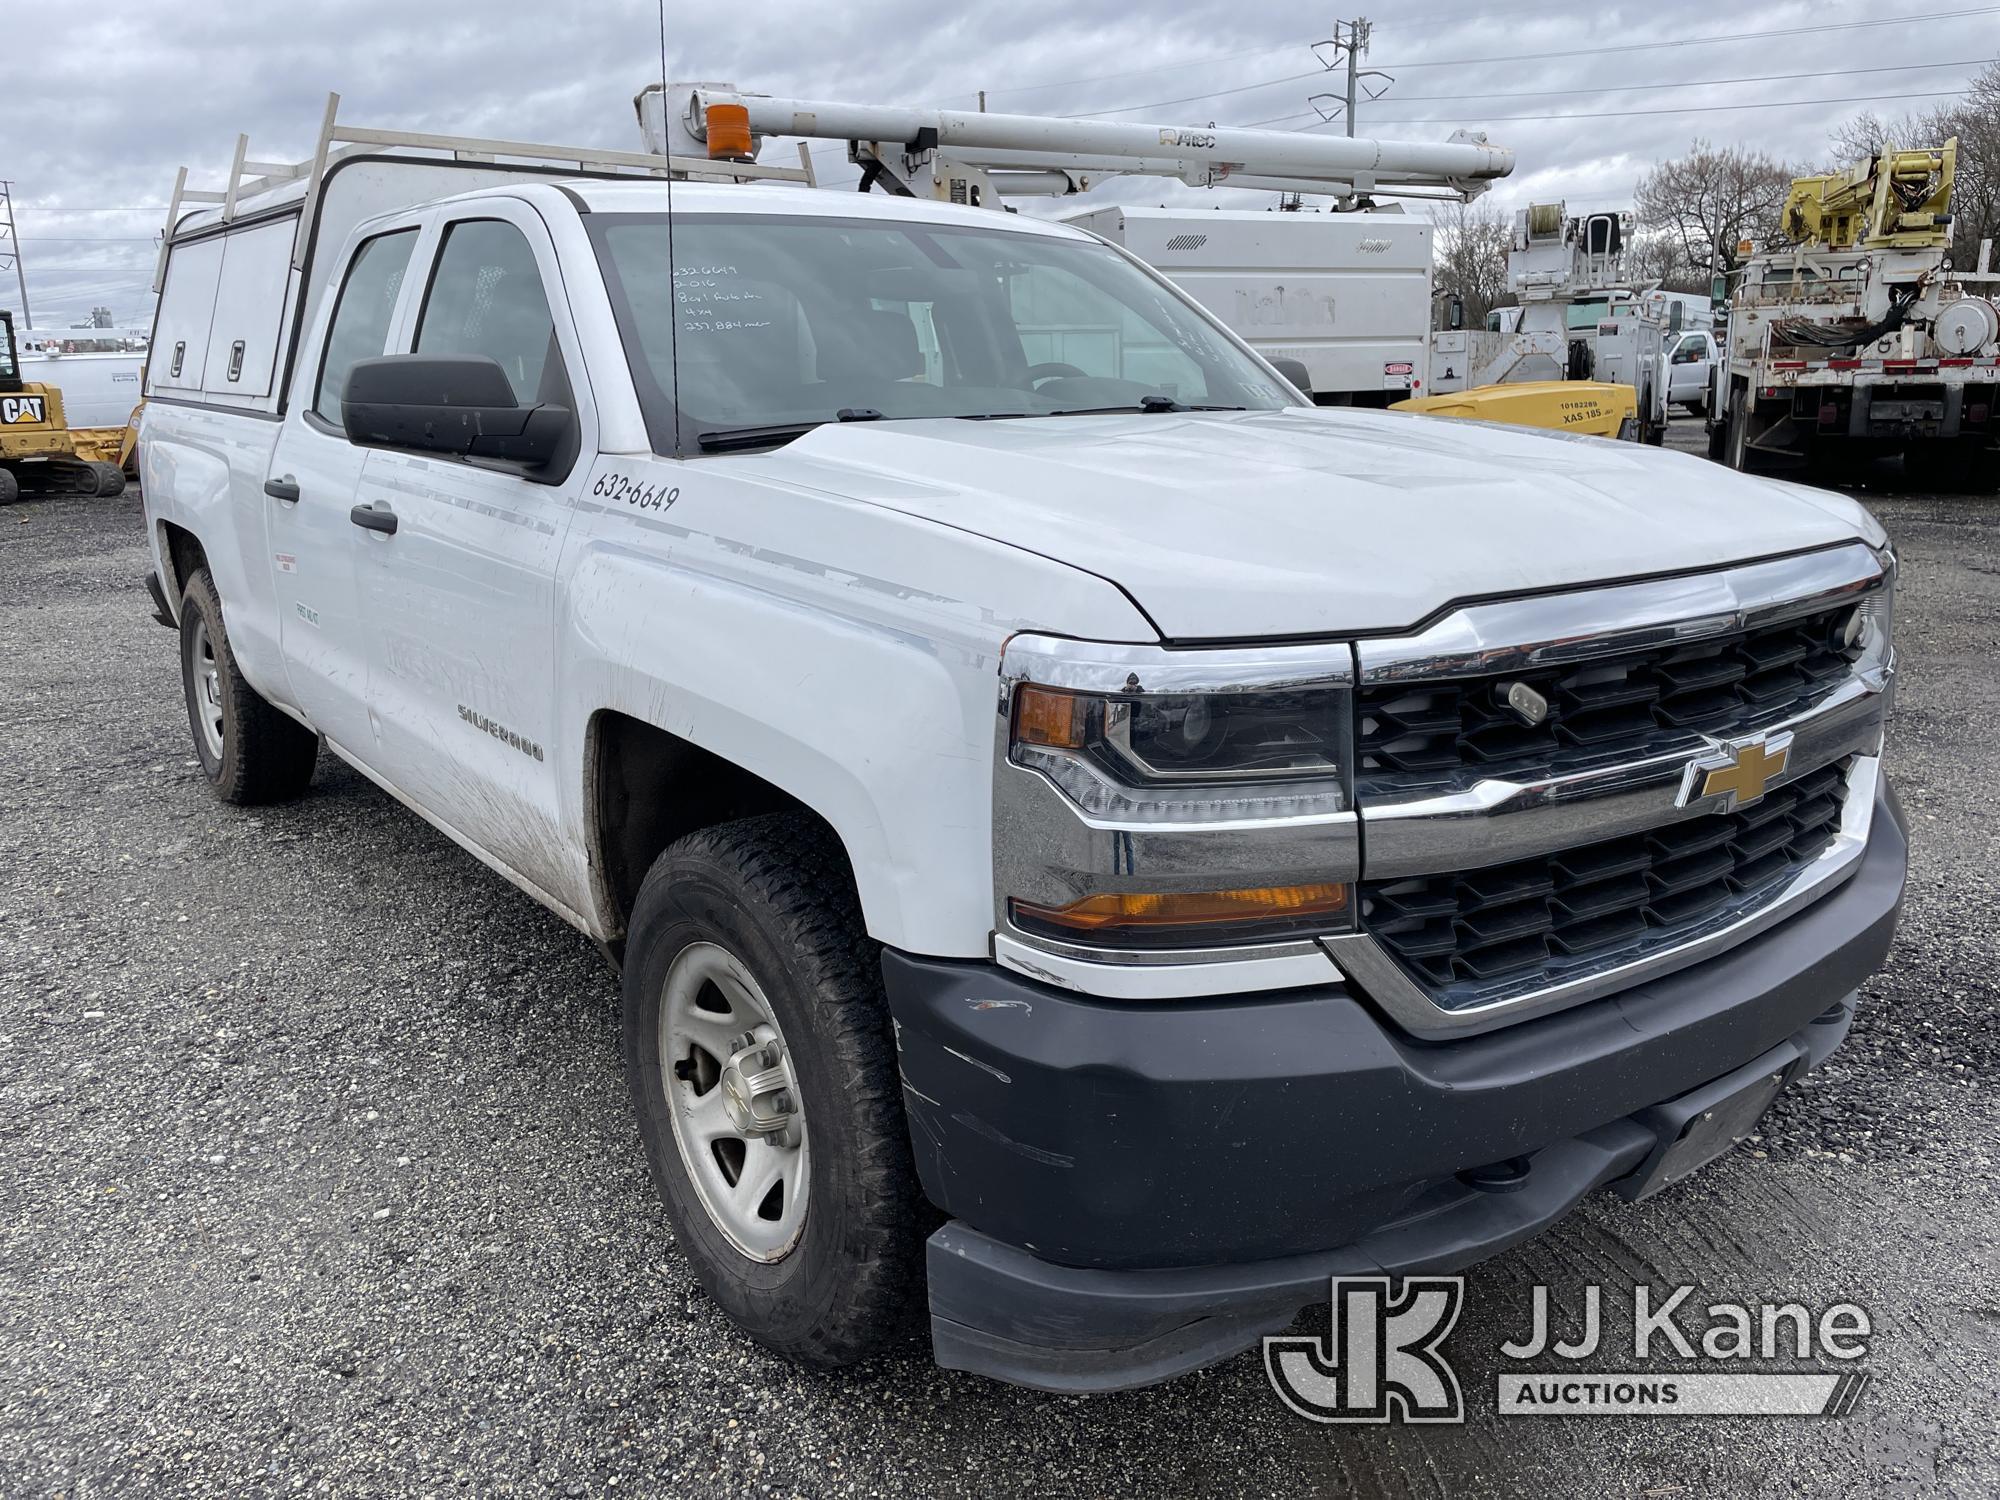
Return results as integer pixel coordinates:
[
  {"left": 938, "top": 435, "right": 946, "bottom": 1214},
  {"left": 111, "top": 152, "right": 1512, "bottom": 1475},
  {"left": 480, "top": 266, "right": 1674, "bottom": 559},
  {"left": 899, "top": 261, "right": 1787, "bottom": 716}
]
[
  {"left": 705, "top": 103, "right": 755, "bottom": 160},
  {"left": 1011, "top": 882, "right": 1350, "bottom": 944},
  {"left": 1013, "top": 685, "right": 1085, "bottom": 750}
]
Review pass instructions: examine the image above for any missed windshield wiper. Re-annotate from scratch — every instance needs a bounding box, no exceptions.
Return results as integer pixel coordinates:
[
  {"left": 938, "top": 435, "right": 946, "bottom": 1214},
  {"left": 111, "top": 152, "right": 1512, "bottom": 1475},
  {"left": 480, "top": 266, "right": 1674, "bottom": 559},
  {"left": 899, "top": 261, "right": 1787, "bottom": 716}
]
[
  {"left": 1048, "top": 397, "right": 1249, "bottom": 416},
  {"left": 695, "top": 408, "right": 885, "bottom": 453}
]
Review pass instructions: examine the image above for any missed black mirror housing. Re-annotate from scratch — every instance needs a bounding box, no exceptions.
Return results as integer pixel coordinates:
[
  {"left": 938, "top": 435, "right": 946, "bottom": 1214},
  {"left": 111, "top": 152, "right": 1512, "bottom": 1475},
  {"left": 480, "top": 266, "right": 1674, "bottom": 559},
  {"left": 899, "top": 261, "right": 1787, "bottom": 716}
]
[
  {"left": 342, "top": 354, "right": 570, "bottom": 467},
  {"left": 1268, "top": 356, "right": 1314, "bottom": 401}
]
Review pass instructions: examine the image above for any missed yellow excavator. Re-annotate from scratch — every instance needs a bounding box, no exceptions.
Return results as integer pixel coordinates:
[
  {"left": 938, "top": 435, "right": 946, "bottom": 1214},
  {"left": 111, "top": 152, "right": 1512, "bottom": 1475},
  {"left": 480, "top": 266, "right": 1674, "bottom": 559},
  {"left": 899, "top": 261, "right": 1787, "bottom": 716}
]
[{"left": 0, "top": 309, "right": 127, "bottom": 502}]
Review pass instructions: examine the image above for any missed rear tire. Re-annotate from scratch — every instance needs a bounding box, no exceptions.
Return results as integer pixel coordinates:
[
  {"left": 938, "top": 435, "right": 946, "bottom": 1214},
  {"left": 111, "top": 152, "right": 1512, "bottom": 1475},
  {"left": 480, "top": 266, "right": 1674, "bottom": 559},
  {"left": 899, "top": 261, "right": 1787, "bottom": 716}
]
[
  {"left": 178, "top": 568, "right": 319, "bottom": 804},
  {"left": 0, "top": 467, "right": 17, "bottom": 505},
  {"left": 621, "top": 811, "right": 927, "bottom": 1368}
]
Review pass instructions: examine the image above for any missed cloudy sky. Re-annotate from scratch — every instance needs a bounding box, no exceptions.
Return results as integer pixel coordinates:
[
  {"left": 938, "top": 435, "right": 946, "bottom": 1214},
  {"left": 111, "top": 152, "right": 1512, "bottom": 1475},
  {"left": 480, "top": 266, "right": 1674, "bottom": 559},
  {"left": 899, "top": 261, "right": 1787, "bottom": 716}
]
[{"left": 5, "top": 0, "right": 1993, "bottom": 328}]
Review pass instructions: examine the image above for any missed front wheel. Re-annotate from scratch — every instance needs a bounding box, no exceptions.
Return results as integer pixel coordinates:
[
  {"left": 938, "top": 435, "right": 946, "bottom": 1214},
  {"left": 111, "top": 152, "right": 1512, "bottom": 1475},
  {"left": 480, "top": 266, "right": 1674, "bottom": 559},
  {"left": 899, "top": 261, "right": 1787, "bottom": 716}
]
[
  {"left": 178, "top": 568, "right": 319, "bottom": 803},
  {"left": 622, "top": 812, "right": 927, "bottom": 1367}
]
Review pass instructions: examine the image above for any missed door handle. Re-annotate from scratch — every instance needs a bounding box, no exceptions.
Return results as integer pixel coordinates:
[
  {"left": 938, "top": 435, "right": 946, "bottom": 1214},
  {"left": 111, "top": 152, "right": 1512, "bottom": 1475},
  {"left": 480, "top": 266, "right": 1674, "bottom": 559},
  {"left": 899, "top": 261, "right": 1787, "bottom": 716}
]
[
  {"left": 263, "top": 475, "right": 300, "bottom": 502},
  {"left": 349, "top": 503, "right": 398, "bottom": 535}
]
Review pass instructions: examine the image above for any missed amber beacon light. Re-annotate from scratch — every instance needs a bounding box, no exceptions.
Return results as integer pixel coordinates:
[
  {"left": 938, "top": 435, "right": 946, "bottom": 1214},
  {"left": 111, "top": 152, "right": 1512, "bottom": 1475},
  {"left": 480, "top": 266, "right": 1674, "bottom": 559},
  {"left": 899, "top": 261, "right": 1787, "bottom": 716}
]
[{"left": 705, "top": 103, "right": 755, "bottom": 160}]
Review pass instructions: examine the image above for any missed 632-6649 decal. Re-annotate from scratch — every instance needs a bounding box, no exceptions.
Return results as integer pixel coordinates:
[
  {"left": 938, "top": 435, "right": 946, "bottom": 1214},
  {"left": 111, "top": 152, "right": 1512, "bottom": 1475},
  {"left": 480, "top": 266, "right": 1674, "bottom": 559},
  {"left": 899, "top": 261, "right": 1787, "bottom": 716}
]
[{"left": 593, "top": 472, "right": 679, "bottom": 512}]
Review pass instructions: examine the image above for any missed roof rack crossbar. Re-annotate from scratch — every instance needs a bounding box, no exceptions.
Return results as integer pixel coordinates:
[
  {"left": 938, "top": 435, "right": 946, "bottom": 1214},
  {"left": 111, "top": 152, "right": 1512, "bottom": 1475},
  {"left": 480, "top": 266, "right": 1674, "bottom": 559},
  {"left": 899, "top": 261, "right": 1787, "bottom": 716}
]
[{"left": 159, "top": 90, "right": 812, "bottom": 278}]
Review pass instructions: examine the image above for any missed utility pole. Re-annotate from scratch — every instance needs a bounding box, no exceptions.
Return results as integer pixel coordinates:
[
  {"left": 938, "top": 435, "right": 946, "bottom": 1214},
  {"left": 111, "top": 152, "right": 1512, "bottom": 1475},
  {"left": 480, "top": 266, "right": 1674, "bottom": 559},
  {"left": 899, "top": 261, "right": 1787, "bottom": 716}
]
[
  {"left": 0, "top": 181, "right": 32, "bottom": 329},
  {"left": 1310, "top": 19, "right": 1393, "bottom": 137}
]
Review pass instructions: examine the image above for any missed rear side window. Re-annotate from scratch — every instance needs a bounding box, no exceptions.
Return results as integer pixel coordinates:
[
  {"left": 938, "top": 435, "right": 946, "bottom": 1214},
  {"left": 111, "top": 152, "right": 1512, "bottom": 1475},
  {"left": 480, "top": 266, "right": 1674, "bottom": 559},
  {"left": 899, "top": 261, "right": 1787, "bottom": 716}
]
[
  {"left": 314, "top": 229, "right": 417, "bottom": 424},
  {"left": 416, "top": 220, "right": 561, "bottom": 405}
]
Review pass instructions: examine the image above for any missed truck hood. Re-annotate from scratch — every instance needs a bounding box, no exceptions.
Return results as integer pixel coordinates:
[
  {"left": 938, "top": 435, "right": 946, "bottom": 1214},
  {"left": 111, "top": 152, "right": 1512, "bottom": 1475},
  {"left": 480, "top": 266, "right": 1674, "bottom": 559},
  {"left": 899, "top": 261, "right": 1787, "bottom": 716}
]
[{"left": 743, "top": 408, "right": 1871, "bottom": 639}]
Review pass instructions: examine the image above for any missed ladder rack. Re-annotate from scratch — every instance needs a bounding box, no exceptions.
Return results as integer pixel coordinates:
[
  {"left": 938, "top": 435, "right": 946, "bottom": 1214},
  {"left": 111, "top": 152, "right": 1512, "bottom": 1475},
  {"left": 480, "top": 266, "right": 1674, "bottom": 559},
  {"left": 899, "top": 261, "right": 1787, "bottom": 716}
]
[{"left": 156, "top": 91, "right": 815, "bottom": 290}]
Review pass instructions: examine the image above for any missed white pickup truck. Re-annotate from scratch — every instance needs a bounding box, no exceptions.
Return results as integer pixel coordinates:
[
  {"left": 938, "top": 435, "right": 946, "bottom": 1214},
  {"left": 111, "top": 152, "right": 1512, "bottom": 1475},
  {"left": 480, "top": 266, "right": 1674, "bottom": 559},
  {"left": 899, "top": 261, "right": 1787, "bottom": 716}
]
[{"left": 139, "top": 147, "right": 1906, "bottom": 1393}]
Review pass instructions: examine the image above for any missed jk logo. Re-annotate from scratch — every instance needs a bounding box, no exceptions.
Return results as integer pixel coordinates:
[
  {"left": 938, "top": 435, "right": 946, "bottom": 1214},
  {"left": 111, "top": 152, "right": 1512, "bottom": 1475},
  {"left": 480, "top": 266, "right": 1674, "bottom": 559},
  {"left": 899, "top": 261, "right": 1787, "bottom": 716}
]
[{"left": 1265, "top": 1277, "right": 1466, "bottom": 1424}]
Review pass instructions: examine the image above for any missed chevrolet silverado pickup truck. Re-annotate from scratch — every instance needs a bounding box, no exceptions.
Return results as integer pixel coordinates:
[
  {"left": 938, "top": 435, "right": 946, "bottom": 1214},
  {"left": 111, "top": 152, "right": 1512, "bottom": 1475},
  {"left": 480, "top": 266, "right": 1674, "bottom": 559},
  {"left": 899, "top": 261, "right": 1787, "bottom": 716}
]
[{"left": 138, "top": 145, "right": 1904, "bottom": 1393}]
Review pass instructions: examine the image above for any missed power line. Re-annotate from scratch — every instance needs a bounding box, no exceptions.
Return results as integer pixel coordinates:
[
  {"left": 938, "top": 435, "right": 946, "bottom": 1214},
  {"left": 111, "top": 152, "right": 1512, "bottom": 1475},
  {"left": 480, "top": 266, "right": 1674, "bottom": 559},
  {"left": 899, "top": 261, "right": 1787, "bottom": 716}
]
[
  {"left": 1282, "top": 86, "right": 1972, "bottom": 130},
  {"left": 1240, "top": 58, "right": 1999, "bottom": 126},
  {"left": 1374, "top": 7, "right": 2000, "bottom": 70},
  {"left": 1065, "top": 6, "right": 2000, "bottom": 119}
]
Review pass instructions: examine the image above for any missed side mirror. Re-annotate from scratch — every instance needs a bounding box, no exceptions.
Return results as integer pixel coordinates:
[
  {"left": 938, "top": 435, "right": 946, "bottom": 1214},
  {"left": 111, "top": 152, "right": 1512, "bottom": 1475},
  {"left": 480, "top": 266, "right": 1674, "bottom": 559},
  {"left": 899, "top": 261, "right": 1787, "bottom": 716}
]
[
  {"left": 343, "top": 354, "right": 570, "bottom": 466},
  {"left": 1268, "top": 356, "right": 1314, "bottom": 402},
  {"left": 1447, "top": 294, "right": 1465, "bottom": 332}
]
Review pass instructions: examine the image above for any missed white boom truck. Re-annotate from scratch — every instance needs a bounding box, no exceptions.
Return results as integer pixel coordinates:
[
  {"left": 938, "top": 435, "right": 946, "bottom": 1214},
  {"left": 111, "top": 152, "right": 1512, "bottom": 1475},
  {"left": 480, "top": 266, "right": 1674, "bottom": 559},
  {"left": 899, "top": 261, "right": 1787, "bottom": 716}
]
[
  {"left": 1708, "top": 139, "right": 2000, "bottom": 489},
  {"left": 1428, "top": 199, "right": 1685, "bottom": 441},
  {"left": 139, "top": 96, "right": 1905, "bottom": 1394},
  {"left": 639, "top": 84, "right": 1502, "bottom": 406}
]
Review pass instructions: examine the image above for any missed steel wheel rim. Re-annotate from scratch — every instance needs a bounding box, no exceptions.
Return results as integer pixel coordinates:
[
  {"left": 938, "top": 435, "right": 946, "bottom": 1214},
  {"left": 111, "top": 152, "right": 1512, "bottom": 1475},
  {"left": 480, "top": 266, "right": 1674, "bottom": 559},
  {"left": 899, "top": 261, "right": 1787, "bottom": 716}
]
[
  {"left": 659, "top": 941, "right": 810, "bottom": 1262},
  {"left": 189, "top": 616, "right": 225, "bottom": 760}
]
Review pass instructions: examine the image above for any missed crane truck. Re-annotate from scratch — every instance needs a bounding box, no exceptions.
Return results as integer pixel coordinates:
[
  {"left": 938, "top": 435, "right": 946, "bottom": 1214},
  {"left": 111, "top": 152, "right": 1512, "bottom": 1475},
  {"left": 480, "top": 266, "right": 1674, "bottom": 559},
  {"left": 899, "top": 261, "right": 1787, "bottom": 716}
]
[{"left": 1707, "top": 138, "right": 2000, "bottom": 490}]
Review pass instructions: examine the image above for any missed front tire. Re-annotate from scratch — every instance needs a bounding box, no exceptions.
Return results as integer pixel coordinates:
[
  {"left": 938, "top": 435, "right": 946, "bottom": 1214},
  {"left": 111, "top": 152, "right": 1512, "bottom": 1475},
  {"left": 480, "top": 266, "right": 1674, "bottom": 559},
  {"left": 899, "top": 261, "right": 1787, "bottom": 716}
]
[
  {"left": 178, "top": 568, "right": 319, "bottom": 804},
  {"left": 621, "top": 812, "right": 927, "bottom": 1368}
]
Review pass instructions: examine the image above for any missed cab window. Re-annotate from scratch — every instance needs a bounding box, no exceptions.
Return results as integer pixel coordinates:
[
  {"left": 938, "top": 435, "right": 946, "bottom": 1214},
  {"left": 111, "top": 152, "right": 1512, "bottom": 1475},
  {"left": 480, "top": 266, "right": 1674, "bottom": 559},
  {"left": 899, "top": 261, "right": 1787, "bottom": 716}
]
[
  {"left": 314, "top": 229, "right": 418, "bottom": 425},
  {"left": 415, "top": 219, "right": 563, "bottom": 406}
]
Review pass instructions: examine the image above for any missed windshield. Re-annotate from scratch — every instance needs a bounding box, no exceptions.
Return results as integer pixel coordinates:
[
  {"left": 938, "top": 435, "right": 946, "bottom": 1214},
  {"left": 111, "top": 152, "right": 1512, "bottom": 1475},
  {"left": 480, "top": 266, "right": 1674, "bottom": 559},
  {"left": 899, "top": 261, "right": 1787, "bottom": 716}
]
[
  {"left": 1565, "top": 298, "right": 1610, "bottom": 332},
  {"left": 589, "top": 212, "right": 1295, "bottom": 452},
  {"left": 0, "top": 316, "right": 16, "bottom": 384}
]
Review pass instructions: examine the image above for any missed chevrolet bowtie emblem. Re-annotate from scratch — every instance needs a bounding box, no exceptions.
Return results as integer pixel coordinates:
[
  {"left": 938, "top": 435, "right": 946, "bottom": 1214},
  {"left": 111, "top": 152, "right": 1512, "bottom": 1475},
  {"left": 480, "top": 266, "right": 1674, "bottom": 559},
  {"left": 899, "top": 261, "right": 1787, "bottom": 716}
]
[{"left": 1678, "top": 731, "right": 1794, "bottom": 812}]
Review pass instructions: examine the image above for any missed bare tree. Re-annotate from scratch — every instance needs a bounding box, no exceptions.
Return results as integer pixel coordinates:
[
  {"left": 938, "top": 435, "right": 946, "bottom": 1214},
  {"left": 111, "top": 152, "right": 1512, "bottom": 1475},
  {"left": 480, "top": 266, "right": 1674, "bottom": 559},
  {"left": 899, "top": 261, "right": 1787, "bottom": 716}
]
[
  {"left": 1635, "top": 140, "right": 1798, "bottom": 275},
  {"left": 1625, "top": 229, "right": 1708, "bottom": 294},
  {"left": 1826, "top": 111, "right": 1895, "bottom": 168},
  {"left": 1931, "top": 61, "right": 2000, "bottom": 268},
  {"left": 1429, "top": 198, "right": 1511, "bottom": 329}
]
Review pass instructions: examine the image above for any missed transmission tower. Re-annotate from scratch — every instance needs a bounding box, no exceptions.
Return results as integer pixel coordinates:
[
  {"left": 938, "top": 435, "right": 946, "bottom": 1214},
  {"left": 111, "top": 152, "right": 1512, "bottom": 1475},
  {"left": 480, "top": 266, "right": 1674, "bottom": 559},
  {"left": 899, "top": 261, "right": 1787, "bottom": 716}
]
[
  {"left": 0, "top": 181, "right": 31, "bottom": 327},
  {"left": 1310, "top": 19, "right": 1394, "bottom": 137}
]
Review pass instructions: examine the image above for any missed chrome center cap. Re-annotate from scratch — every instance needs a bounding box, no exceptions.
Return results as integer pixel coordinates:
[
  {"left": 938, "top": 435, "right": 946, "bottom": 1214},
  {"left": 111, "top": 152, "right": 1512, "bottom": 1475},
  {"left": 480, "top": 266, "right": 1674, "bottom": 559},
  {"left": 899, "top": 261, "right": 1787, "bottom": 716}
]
[{"left": 717, "top": 1032, "right": 796, "bottom": 1138}]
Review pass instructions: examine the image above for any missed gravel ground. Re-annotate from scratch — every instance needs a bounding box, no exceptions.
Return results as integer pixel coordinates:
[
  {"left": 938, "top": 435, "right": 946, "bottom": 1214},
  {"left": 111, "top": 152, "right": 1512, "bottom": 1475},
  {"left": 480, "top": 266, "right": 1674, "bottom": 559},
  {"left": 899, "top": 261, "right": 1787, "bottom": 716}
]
[{"left": 2, "top": 423, "right": 1996, "bottom": 1497}]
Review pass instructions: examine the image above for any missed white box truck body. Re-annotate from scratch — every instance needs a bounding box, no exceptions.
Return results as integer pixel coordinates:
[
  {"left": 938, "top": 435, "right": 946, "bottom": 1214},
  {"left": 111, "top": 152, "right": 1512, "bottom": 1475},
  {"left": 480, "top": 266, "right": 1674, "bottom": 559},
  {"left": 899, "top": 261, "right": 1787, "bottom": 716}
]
[{"left": 1061, "top": 206, "right": 1433, "bottom": 405}]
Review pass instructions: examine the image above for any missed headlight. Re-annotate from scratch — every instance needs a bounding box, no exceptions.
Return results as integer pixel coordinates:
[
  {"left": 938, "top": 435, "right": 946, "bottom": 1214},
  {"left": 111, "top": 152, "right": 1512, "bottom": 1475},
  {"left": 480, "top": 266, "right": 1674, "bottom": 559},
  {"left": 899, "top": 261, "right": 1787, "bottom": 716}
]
[
  {"left": 1017, "top": 681, "right": 1348, "bottom": 783},
  {"left": 1845, "top": 547, "right": 1895, "bottom": 683},
  {"left": 996, "top": 637, "right": 1359, "bottom": 954}
]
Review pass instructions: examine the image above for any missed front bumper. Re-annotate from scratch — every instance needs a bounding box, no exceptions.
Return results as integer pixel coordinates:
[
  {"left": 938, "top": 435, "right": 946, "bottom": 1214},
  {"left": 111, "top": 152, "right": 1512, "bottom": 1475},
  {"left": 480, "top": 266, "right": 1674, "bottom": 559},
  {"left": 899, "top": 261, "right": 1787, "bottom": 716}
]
[{"left": 884, "top": 778, "right": 1906, "bottom": 1392}]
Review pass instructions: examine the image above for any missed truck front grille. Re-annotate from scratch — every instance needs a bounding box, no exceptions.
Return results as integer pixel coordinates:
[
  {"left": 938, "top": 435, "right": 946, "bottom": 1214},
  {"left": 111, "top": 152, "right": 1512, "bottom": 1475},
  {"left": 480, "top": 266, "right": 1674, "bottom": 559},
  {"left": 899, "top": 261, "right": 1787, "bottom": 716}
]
[
  {"left": 1359, "top": 761, "right": 1849, "bottom": 1001},
  {"left": 1355, "top": 602, "right": 1864, "bottom": 798}
]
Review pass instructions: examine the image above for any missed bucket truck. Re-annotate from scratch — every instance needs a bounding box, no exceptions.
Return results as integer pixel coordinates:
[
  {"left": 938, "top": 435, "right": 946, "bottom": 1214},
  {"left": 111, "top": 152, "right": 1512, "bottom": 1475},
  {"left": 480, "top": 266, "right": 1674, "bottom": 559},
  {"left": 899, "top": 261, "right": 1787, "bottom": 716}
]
[{"left": 1708, "top": 138, "right": 2000, "bottom": 489}]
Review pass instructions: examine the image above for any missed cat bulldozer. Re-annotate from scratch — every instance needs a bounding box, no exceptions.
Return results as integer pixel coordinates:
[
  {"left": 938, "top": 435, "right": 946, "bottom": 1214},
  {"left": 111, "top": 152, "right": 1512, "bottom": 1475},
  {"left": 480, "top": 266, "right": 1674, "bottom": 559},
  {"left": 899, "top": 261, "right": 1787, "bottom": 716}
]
[{"left": 0, "top": 309, "right": 127, "bottom": 503}]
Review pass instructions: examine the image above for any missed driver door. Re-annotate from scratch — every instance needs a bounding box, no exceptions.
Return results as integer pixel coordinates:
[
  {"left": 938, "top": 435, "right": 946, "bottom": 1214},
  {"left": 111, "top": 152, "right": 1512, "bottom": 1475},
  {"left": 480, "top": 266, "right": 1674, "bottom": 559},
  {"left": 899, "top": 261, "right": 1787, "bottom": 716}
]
[{"left": 352, "top": 202, "right": 590, "bottom": 894}]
